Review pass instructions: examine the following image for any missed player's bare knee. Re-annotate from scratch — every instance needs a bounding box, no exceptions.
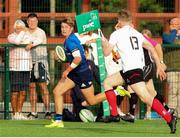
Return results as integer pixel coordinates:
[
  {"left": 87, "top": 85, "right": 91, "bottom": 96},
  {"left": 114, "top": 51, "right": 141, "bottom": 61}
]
[
  {"left": 103, "top": 79, "right": 108, "bottom": 86},
  {"left": 53, "top": 89, "right": 63, "bottom": 96},
  {"left": 53, "top": 89, "right": 58, "bottom": 96},
  {"left": 29, "top": 83, "right": 36, "bottom": 89},
  {"left": 103, "top": 79, "right": 111, "bottom": 89},
  {"left": 20, "top": 92, "right": 26, "bottom": 96},
  {"left": 140, "top": 97, "right": 152, "bottom": 106},
  {"left": 148, "top": 89, "right": 157, "bottom": 97},
  {"left": 42, "top": 90, "right": 49, "bottom": 96},
  {"left": 40, "top": 85, "right": 48, "bottom": 92}
]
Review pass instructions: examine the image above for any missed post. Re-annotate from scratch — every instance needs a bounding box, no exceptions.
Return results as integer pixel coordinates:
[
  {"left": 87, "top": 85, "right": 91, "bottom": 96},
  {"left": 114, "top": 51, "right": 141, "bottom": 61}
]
[
  {"left": 96, "top": 38, "right": 110, "bottom": 116},
  {"left": 75, "top": 0, "right": 81, "bottom": 15},
  {"left": 4, "top": 46, "right": 10, "bottom": 119},
  {"left": 49, "top": 0, "right": 56, "bottom": 85},
  {"left": 139, "top": 102, "right": 145, "bottom": 119}
]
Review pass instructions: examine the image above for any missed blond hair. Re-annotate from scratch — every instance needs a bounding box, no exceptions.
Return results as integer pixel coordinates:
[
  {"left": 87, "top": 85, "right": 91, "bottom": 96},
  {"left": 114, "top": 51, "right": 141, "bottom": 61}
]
[{"left": 13, "top": 19, "right": 25, "bottom": 30}]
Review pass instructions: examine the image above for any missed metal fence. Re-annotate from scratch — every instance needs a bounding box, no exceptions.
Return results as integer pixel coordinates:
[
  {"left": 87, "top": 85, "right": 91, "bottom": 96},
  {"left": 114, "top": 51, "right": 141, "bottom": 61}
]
[
  {"left": 0, "top": 44, "right": 179, "bottom": 120},
  {"left": 0, "top": 44, "right": 67, "bottom": 119}
]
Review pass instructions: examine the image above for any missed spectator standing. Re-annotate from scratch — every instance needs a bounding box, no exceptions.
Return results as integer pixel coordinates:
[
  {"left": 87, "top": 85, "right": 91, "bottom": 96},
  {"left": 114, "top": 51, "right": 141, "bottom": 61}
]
[
  {"left": 163, "top": 17, "right": 180, "bottom": 118},
  {"left": 8, "top": 19, "right": 32, "bottom": 120},
  {"left": 26, "top": 13, "right": 51, "bottom": 119}
]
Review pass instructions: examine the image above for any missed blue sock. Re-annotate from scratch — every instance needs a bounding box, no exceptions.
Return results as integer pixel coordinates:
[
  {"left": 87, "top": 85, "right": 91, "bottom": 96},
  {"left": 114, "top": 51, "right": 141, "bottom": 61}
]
[{"left": 55, "top": 114, "right": 63, "bottom": 121}]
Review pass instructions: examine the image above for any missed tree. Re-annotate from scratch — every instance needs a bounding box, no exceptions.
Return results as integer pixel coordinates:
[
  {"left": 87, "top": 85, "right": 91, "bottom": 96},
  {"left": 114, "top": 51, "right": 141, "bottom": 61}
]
[
  {"left": 139, "top": 0, "right": 175, "bottom": 13},
  {"left": 91, "top": 0, "right": 127, "bottom": 12}
]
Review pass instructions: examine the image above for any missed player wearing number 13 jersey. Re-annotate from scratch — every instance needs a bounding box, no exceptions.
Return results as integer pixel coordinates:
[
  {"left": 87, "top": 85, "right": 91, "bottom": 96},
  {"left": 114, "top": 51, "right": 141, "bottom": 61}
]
[
  {"left": 109, "top": 25, "right": 145, "bottom": 73},
  {"left": 102, "top": 9, "right": 177, "bottom": 133}
]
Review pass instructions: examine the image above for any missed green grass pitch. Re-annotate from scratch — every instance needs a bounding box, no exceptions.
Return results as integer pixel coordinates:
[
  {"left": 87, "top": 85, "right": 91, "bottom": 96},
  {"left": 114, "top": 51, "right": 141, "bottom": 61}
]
[{"left": 0, "top": 119, "right": 179, "bottom": 137}]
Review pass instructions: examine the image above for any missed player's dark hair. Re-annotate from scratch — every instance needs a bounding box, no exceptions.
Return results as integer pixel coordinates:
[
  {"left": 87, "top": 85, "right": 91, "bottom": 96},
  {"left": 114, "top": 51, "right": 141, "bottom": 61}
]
[
  {"left": 118, "top": 9, "right": 132, "bottom": 22},
  {"left": 27, "top": 13, "right": 38, "bottom": 19},
  {"left": 61, "top": 17, "right": 75, "bottom": 27},
  {"left": 82, "top": 44, "right": 92, "bottom": 52}
]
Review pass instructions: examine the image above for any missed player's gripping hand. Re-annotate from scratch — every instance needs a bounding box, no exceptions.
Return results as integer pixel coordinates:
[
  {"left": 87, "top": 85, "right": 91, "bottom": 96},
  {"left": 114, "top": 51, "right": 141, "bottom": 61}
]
[
  {"left": 54, "top": 51, "right": 60, "bottom": 61},
  {"left": 112, "top": 50, "right": 121, "bottom": 63},
  {"left": 25, "top": 43, "right": 33, "bottom": 51},
  {"left": 156, "top": 64, "right": 167, "bottom": 81}
]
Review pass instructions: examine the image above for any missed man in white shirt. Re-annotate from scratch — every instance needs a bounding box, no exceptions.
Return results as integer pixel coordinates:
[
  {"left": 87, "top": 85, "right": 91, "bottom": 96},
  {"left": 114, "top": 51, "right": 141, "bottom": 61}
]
[
  {"left": 102, "top": 9, "right": 177, "bottom": 134},
  {"left": 26, "top": 13, "right": 51, "bottom": 120}
]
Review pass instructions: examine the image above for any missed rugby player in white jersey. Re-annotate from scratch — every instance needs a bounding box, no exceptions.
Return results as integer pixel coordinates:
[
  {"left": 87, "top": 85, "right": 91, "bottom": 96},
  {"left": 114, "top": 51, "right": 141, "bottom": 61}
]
[{"left": 101, "top": 9, "right": 177, "bottom": 134}]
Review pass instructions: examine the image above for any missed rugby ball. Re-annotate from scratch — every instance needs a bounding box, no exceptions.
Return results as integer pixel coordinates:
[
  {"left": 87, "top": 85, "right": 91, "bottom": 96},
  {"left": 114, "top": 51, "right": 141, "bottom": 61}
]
[
  {"left": 79, "top": 109, "right": 95, "bottom": 123},
  {"left": 55, "top": 45, "right": 67, "bottom": 63}
]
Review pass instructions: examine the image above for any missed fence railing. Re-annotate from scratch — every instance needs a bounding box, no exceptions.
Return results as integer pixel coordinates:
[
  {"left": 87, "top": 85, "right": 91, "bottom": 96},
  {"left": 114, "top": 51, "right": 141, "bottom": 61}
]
[{"left": 0, "top": 44, "right": 64, "bottom": 119}]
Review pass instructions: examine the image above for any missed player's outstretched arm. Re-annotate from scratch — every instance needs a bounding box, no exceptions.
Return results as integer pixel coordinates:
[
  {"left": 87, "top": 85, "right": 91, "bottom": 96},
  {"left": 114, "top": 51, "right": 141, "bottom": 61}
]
[
  {"left": 143, "top": 41, "right": 166, "bottom": 81},
  {"left": 154, "top": 43, "right": 167, "bottom": 71}
]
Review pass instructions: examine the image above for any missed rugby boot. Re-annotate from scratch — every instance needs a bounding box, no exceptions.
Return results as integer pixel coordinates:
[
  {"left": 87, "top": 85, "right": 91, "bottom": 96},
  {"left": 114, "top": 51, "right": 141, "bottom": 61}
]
[
  {"left": 168, "top": 108, "right": 175, "bottom": 116},
  {"left": 168, "top": 115, "right": 177, "bottom": 134},
  {"left": 104, "top": 115, "right": 120, "bottom": 123},
  {"left": 121, "top": 113, "right": 135, "bottom": 123},
  {"left": 44, "top": 112, "right": 52, "bottom": 120}
]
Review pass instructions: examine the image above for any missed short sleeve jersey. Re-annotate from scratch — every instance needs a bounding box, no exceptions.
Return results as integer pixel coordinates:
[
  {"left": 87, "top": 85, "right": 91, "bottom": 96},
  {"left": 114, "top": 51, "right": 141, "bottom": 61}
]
[
  {"left": 109, "top": 25, "right": 145, "bottom": 72},
  {"left": 64, "top": 33, "right": 89, "bottom": 73},
  {"left": 27, "top": 27, "right": 47, "bottom": 63}
]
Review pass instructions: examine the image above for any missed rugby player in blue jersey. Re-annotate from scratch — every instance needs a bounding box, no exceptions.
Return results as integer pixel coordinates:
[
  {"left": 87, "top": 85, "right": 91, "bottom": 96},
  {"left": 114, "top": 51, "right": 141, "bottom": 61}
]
[{"left": 45, "top": 17, "right": 108, "bottom": 128}]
